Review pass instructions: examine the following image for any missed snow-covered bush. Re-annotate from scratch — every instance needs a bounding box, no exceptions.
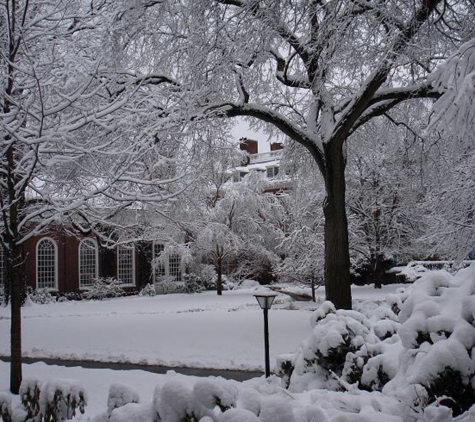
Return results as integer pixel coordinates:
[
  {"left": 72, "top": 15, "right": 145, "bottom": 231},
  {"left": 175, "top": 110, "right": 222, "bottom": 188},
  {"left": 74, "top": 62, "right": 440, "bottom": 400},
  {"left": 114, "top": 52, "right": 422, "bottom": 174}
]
[
  {"left": 279, "top": 264, "right": 475, "bottom": 419},
  {"left": 139, "top": 283, "right": 156, "bottom": 297},
  {"left": 83, "top": 277, "right": 125, "bottom": 300},
  {"left": 18, "top": 378, "right": 87, "bottom": 421},
  {"left": 200, "top": 266, "right": 218, "bottom": 291},
  {"left": 182, "top": 274, "right": 205, "bottom": 294},
  {"left": 41, "top": 379, "right": 87, "bottom": 421},
  {"left": 0, "top": 393, "right": 13, "bottom": 422},
  {"left": 28, "top": 288, "right": 56, "bottom": 304},
  {"left": 56, "top": 291, "right": 83, "bottom": 302},
  {"left": 383, "top": 266, "right": 475, "bottom": 416},
  {"left": 153, "top": 376, "right": 239, "bottom": 421},
  {"left": 20, "top": 377, "right": 42, "bottom": 419},
  {"left": 154, "top": 276, "right": 180, "bottom": 294},
  {"left": 107, "top": 383, "right": 140, "bottom": 416}
]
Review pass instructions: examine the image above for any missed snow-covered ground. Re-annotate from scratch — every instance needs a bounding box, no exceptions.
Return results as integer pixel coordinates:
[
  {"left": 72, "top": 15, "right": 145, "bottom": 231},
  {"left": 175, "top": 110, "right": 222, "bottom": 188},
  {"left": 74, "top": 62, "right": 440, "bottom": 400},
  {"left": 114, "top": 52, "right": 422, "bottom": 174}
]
[
  {"left": 4, "top": 279, "right": 473, "bottom": 421},
  {"left": 0, "top": 284, "right": 398, "bottom": 371},
  {"left": 0, "top": 283, "right": 405, "bottom": 420}
]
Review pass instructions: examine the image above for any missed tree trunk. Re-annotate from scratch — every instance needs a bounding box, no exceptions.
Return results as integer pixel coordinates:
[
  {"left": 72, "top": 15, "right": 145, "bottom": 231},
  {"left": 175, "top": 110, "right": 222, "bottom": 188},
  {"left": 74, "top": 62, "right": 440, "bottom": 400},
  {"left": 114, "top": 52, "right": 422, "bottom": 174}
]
[
  {"left": 9, "top": 244, "right": 24, "bottom": 394},
  {"left": 323, "top": 141, "right": 352, "bottom": 310},
  {"left": 373, "top": 253, "right": 384, "bottom": 289},
  {"left": 216, "top": 256, "right": 223, "bottom": 296},
  {"left": 311, "top": 276, "right": 316, "bottom": 302}
]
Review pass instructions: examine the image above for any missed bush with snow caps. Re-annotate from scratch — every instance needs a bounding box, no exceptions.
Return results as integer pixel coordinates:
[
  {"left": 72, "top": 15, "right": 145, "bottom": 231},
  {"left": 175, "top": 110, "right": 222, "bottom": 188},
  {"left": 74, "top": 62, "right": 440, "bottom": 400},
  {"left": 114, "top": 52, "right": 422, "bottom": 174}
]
[
  {"left": 383, "top": 265, "right": 475, "bottom": 416},
  {"left": 182, "top": 274, "right": 205, "bottom": 294},
  {"left": 0, "top": 392, "right": 13, "bottom": 422},
  {"left": 20, "top": 377, "right": 42, "bottom": 419},
  {"left": 83, "top": 277, "right": 125, "bottom": 300},
  {"left": 153, "top": 377, "right": 240, "bottom": 421},
  {"left": 41, "top": 379, "right": 87, "bottom": 421},
  {"left": 139, "top": 283, "right": 157, "bottom": 297},
  {"left": 28, "top": 288, "right": 56, "bottom": 304},
  {"left": 107, "top": 383, "right": 140, "bottom": 416},
  {"left": 17, "top": 378, "right": 87, "bottom": 421}
]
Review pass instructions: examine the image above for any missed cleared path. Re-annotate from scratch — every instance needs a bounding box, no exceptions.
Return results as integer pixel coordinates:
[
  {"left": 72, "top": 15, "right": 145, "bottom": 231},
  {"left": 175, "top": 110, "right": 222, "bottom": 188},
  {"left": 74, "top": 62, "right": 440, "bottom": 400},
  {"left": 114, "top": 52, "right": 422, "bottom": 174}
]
[{"left": 0, "top": 356, "right": 263, "bottom": 381}]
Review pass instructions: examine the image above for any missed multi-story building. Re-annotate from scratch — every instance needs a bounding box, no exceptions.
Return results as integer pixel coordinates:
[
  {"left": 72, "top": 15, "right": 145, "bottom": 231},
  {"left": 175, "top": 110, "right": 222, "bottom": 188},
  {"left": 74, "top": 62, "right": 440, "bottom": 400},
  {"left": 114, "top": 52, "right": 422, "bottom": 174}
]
[{"left": 231, "top": 138, "right": 291, "bottom": 194}]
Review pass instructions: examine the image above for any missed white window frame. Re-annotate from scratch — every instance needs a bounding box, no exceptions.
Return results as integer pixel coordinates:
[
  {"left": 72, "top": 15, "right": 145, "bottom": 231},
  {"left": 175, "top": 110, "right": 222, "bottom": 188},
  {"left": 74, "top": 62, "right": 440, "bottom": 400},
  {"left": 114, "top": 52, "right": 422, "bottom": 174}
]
[
  {"left": 117, "top": 244, "right": 135, "bottom": 286},
  {"left": 36, "top": 237, "right": 58, "bottom": 290},
  {"left": 266, "top": 166, "right": 279, "bottom": 179},
  {"left": 152, "top": 242, "right": 183, "bottom": 282},
  {"left": 79, "top": 238, "right": 99, "bottom": 288},
  {"left": 152, "top": 242, "right": 166, "bottom": 282}
]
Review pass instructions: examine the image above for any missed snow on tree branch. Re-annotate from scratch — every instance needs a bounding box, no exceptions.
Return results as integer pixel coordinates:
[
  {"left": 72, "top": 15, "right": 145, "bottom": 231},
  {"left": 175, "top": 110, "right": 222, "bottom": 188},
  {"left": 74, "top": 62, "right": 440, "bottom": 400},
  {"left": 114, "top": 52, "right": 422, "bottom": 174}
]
[{"left": 428, "top": 38, "right": 475, "bottom": 141}]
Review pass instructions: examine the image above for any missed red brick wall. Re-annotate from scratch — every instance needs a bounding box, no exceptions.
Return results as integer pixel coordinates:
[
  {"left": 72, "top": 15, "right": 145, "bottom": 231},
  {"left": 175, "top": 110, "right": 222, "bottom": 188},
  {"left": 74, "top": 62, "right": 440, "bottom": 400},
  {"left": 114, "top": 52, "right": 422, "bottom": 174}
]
[{"left": 23, "top": 228, "right": 148, "bottom": 293}]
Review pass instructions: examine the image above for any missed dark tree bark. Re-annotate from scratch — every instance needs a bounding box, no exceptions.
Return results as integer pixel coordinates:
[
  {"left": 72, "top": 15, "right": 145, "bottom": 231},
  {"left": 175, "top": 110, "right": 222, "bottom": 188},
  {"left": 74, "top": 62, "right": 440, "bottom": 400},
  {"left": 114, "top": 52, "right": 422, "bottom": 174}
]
[
  {"left": 216, "top": 252, "right": 223, "bottom": 296},
  {"left": 322, "top": 140, "right": 352, "bottom": 310},
  {"left": 8, "top": 245, "right": 25, "bottom": 394}
]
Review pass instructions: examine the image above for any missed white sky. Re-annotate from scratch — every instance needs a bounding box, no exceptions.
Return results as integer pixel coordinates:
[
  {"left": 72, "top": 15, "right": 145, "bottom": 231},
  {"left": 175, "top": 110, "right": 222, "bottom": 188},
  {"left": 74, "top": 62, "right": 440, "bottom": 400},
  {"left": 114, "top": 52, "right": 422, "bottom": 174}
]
[{"left": 231, "top": 119, "right": 271, "bottom": 152}]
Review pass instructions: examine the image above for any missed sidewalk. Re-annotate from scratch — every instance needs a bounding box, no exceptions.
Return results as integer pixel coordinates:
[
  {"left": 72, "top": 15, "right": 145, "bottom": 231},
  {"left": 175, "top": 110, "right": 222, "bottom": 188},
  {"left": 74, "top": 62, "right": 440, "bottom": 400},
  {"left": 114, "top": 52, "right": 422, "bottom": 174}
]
[{"left": 0, "top": 356, "right": 264, "bottom": 381}]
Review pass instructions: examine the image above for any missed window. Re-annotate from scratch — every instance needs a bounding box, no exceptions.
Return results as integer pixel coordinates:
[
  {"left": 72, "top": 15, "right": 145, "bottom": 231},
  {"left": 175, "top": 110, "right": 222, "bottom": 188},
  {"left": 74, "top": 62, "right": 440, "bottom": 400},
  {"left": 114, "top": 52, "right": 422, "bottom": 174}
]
[
  {"left": 152, "top": 243, "right": 182, "bottom": 282},
  {"left": 117, "top": 245, "right": 135, "bottom": 285},
  {"left": 37, "top": 238, "right": 58, "bottom": 289},
  {"left": 266, "top": 166, "right": 279, "bottom": 178},
  {"left": 79, "top": 239, "right": 98, "bottom": 288},
  {"left": 169, "top": 254, "right": 182, "bottom": 281},
  {"left": 153, "top": 243, "right": 166, "bottom": 280}
]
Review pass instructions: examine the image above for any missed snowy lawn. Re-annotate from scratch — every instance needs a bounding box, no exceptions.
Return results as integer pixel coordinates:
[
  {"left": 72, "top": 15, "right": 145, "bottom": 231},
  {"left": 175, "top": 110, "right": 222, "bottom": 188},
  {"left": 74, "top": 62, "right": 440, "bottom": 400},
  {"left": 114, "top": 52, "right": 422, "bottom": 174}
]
[
  {"left": 2, "top": 277, "right": 475, "bottom": 421},
  {"left": 0, "top": 284, "right": 399, "bottom": 371}
]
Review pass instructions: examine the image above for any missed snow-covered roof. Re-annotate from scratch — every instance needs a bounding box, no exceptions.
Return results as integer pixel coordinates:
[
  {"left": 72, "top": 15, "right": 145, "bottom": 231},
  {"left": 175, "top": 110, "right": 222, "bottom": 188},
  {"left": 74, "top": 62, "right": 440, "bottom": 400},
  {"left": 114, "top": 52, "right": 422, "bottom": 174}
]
[{"left": 249, "top": 150, "right": 282, "bottom": 164}]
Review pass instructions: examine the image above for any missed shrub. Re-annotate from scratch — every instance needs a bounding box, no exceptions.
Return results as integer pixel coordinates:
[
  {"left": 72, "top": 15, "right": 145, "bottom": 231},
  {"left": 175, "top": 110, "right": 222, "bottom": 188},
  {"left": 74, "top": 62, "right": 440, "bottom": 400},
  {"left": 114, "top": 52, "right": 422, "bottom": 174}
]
[
  {"left": 57, "top": 291, "right": 83, "bottom": 302},
  {"left": 83, "top": 277, "right": 125, "bottom": 300},
  {"left": 107, "top": 383, "right": 140, "bottom": 416},
  {"left": 41, "top": 379, "right": 87, "bottom": 421},
  {"left": 154, "top": 275, "right": 182, "bottom": 294},
  {"left": 0, "top": 393, "right": 13, "bottom": 422},
  {"left": 28, "top": 288, "right": 56, "bottom": 304},
  {"left": 20, "top": 378, "right": 42, "bottom": 420},
  {"left": 139, "top": 283, "right": 156, "bottom": 297},
  {"left": 19, "top": 378, "right": 86, "bottom": 422},
  {"left": 182, "top": 274, "right": 204, "bottom": 294}
]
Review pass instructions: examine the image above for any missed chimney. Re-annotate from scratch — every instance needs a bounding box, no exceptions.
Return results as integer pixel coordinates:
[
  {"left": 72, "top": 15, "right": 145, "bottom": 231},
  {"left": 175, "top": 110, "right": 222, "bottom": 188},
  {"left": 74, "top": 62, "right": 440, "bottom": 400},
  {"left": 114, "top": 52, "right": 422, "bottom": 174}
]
[
  {"left": 239, "top": 138, "right": 258, "bottom": 155},
  {"left": 270, "top": 142, "right": 284, "bottom": 151}
]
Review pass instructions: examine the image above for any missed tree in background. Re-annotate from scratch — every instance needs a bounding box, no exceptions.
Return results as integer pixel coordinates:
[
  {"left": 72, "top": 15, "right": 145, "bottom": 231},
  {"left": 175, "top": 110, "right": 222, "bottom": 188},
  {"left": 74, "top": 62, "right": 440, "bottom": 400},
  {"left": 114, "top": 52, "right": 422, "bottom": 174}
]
[{"left": 193, "top": 170, "right": 281, "bottom": 294}]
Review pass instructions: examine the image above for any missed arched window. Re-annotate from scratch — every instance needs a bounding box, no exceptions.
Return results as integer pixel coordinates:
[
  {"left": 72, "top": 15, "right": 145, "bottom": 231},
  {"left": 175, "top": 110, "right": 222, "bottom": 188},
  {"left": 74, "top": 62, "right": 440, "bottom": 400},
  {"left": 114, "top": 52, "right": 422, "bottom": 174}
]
[
  {"left": 79, "top": 239, "right": 98, "bottom": 288},
  {"left": 36, "top": 238, "right": 57, "bottom": 289},
  {"left": 117, "top": 245, "right": 135, "bottom": 285}
]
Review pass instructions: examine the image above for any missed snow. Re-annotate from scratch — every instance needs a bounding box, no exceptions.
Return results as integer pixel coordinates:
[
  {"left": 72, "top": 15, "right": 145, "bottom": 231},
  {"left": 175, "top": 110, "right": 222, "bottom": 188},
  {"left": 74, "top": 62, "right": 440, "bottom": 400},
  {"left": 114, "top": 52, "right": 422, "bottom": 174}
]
[
  {"left": 0, "top": 286, "right": 399, "bottom": 372},
  {"left": 1, "top": 276, "right": 474, "bottom": 420}
]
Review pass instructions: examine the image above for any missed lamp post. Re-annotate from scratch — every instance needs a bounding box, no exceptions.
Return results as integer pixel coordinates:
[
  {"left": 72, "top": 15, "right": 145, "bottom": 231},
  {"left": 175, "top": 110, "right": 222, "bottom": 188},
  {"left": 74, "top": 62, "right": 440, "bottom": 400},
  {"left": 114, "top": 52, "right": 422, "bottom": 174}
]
[{"left": 254, "top": 293, "right": 277, "bottom": 377}]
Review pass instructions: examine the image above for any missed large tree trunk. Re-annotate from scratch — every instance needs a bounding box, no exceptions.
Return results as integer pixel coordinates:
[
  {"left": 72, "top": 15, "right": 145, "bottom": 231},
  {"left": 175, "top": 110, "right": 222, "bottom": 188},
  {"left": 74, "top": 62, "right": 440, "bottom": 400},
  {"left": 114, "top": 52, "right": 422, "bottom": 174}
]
[
  {"left": 9, "top": 244, "right": 24, "bottom": 394},
  {"left": 323, "top": 141, "right": 352, "bottom": 310}
]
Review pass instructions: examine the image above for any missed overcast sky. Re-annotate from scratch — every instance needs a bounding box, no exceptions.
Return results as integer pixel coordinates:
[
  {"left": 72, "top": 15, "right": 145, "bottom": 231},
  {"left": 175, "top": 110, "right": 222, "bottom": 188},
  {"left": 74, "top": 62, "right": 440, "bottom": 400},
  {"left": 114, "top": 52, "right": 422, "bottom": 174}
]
[{"left": 231, "top": 118, "right": 270, "bottom": 152}]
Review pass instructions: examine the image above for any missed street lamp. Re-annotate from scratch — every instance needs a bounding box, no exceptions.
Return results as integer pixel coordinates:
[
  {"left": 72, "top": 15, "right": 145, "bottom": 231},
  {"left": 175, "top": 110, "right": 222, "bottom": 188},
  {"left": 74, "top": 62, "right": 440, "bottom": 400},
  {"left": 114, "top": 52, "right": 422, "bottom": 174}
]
[{"left": 254, "top": 293, "right": 277, "bottom": 377}]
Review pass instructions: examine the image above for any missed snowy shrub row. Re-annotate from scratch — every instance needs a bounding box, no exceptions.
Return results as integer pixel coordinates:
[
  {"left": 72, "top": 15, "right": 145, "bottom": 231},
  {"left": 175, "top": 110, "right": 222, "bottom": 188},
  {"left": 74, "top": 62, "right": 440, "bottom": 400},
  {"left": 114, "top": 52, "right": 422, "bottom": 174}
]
[
  {"left": 82, "top": 277, "right": 126, "bottom": 300},
  {"left": 280, "top": 264, "right": 475, "bottom": 418},
  {"left": 1, "top": 378, "right": 87, "bottom": 421}
]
